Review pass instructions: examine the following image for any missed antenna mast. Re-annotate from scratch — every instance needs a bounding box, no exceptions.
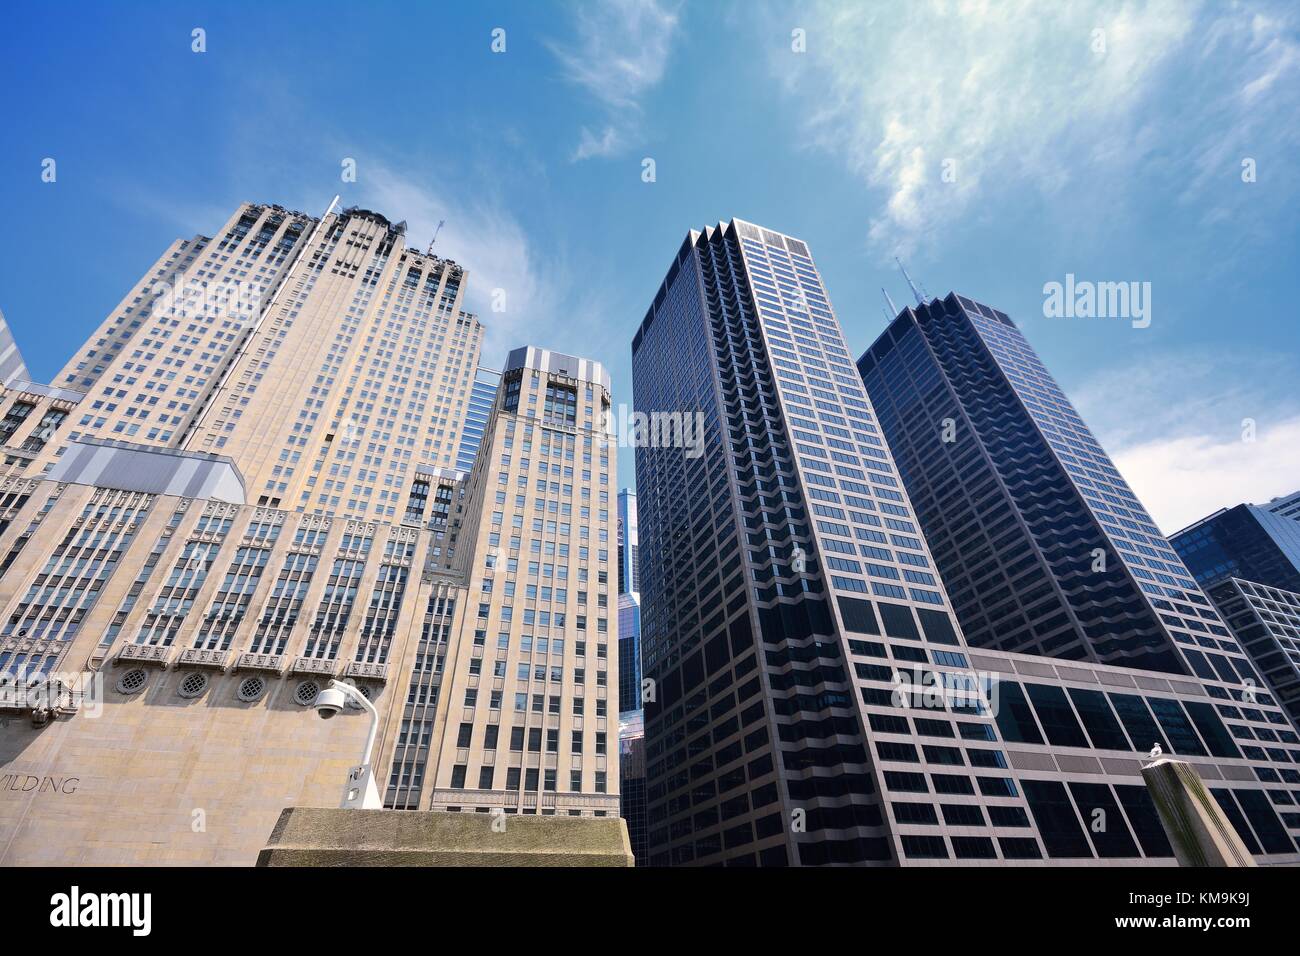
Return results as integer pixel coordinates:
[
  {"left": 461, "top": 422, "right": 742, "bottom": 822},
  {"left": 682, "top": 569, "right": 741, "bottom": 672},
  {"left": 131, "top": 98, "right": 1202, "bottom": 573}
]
[
  {"left": 895, "top": 257, "right": 925, "bottom": 306},
  {"left": 425, "top": 220, "right": 445, "bottom": 255},
  {"left": 882, "top": 287, "right": 899, "bottom": 318}
]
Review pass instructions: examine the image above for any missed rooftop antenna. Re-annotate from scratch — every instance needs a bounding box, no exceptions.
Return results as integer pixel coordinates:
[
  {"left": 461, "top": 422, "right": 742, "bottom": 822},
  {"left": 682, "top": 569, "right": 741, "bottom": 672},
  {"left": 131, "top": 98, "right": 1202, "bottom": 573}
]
[
  {"left": 895, "top": 257, "right": 925, "bottom": 306},
  {"left": 425, "top": 219, "right": 445, "bottom": 255},
  {"left": 882, "top": 287, "right": 899, "bottom": 318}
]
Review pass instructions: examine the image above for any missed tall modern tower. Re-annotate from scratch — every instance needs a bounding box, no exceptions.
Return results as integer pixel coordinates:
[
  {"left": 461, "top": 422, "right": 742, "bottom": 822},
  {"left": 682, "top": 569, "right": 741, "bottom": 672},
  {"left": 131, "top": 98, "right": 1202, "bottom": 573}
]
[
  {"left": 1171, "top": 492, "right": 1300, "bottom": 725},
  {"left": 617, "top": 489, "right": 639, "bottom": 595},
  {"left": 857, "top": 293, "right": 1263, "bottom": 685},
  {"left": 455, "top": 364, "right": 503, "bottom": 474},
  {"left": 0, "top": 202, "right": 619, "bottom": 864},
  {"left": 614, "top": 487, "right": 646, "bottom": 860},
  {"left": 631, "top": 221, "right": 1300, "bottom": 866},
  {"left": 1171, "top": 492, "right": 1300, "bottom": 594}
]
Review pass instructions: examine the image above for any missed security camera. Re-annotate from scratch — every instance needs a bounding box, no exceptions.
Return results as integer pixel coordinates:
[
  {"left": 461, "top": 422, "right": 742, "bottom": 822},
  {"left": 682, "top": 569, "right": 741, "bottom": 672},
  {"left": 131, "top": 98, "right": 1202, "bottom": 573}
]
[{"left": 315, "top": 685, "right": 347, "bottom": 719}]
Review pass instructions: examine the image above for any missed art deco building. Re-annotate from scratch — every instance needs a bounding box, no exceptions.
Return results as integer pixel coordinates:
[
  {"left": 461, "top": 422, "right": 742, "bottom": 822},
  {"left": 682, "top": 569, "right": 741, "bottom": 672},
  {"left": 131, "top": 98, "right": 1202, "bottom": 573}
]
[
  {"left": 630, "top": 219, "right": 1300, "bottom": 866},
  {"left": 0, "top": 202, "right": 617, "bottom": 865},
  {"left": 0, "top": 308, "right": 31, "bottom": 387}
]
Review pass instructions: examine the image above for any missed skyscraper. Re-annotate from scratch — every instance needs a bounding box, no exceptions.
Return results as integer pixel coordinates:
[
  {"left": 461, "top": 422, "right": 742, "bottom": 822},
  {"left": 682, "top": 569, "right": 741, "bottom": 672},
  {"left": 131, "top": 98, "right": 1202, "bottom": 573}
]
[
  {"left": 617, "top": 489, "right": 639, "bottom": 595},
  {"left": 1171, "top": 491, "right": 1300, "bottom": 594},
  {"left": 614, "top": 488, "right": 646, "bottom": 860},
  {"left": 617, "top": 707, "right": 648, "bottom": 863},
  {"left": 416, "top": 346, "right": 617, "bottom": 810},
  {"left": 857, "top": 293, "right": 1259, "bottom": 683},
  {"left": 0, "top": 308, "right": 31, "bottom": 387},
  {"left": 35, "top": 202, "right": 484, "bottom": 520},
  {"left": 1198, "top": 576, "right": 1300, "bottom": 726},
  {"left": 631, "top": 220, "right": 1300, "bottom": 866},
  {"left": 617, "top": 592, "right": 642, "bottom": 714},
  {"left": 456, "top": 364, "right": 503, "bottom": 474},
  {"left": 0, "top": 202, "right": 618, "bottom": 864},
  {"left": 1170, "top": 492, "right": 1300, "bottom": 725}
]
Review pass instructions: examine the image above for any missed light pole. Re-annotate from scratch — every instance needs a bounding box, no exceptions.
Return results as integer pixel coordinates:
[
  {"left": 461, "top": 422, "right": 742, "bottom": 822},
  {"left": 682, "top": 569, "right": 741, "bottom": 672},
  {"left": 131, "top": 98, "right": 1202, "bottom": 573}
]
[{"left": 314, "top": 679, "right": 382, "bottom": 810}]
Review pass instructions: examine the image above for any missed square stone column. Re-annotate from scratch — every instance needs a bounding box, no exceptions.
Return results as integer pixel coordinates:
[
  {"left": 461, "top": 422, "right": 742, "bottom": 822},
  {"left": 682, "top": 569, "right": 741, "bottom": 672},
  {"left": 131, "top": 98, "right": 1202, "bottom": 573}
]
[{"left": 1141, "top": 757, "right": 1256, "bottom": 867}]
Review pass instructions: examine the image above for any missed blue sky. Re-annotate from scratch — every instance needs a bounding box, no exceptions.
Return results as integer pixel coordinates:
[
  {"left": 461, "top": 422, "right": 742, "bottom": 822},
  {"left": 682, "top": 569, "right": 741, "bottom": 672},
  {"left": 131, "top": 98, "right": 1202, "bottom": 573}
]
[{"left": 2, "top": 0, "right": 1297, "bottom": 532}]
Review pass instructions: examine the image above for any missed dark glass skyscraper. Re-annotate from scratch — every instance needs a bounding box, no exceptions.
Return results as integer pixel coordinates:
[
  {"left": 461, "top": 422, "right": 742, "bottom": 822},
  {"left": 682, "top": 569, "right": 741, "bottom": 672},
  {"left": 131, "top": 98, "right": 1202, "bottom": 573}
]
[
  {"left": 618, "top": 592, "right": 642, "bottom": 714},
  {"left": 1170, "top": 492, "right": 1300, "bottom": 724},
  {"left": 857, "top": 293, "right": 1260, "bottom": 686},
  {"left": 617, "top": 489, "right": 640, "bottom": 595},
  {"left": 1201, "top": 576, "right": 1300, "bottom": 726},
  {"left": 454, "top": 364, "right": 501, "bottom": 473},
  {"left": 632, "top": 231, "right": 1300, "bottom": 866},
  {"left": 1171, "top": 491, "right": 1300, "bottom": 594}
]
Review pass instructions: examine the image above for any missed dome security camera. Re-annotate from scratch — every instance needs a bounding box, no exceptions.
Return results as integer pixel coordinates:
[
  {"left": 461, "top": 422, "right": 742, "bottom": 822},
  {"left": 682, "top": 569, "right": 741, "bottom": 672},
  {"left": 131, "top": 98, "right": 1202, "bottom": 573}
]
[{"left": 315, "top": 685, "right": 347, "bottom": 719}]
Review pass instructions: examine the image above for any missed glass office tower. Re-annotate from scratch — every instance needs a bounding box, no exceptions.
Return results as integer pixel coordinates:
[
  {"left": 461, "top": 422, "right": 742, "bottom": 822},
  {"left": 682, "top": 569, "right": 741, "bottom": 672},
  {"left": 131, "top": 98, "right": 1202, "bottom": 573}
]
[
  {"left": 1171, "top": 492, "right": 1300, "bottom": 594},
  {"left": 1201, "top": 576, "right": 1300, "bottom": 726},
  {"left": 617, "top": 489, "right": 640, "bottom": 595},
  {"left": 617, "top": 592, "right": 642, "bottom": 714},
  {"left": 632, "top": 224, "right": 1300, "bottom": 866},
  {"left": 857, "top": 293, "right": 1264, "bottom": 686},
  {"left": 1170, "top": 491, "right": 1300, "bottom": 724},
  {"left": 618, "top": 709, "right": 649, "bottom": 863},
  {"left": 455, "top": 364, "right": 502, "bottom": 474},
  {"left": 615, "top": 488, "right": 646, "bottom": 860}
]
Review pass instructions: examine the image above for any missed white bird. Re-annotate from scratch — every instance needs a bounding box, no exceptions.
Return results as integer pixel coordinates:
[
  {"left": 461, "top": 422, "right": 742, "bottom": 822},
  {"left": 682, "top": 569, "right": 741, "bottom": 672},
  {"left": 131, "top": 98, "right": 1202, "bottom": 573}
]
[{"left": 1148, "top": 743, "right": 1163, "bottom": 759}]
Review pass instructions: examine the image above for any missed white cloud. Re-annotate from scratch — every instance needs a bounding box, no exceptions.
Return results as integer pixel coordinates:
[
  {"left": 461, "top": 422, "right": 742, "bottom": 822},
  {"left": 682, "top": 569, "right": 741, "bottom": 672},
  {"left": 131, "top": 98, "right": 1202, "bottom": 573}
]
[
  {"left": 765, "top": 0, "right": 1300, "bottom": 255},
  {"left": 1071, "top": 347, "right": 1300, "bottom": 533},
  {"left": 1112, "top": 415, "right": 1300, "bottom": 534},
  {"left": 549, "top": 0, "right": 682, "bottom": 160},
  {"left": 1072, "top": 349, "right": 1294, "bottom": 446},
  {"left": 355, "top": 165, "right": 560, "bottom": 364},
  {"left": 348, "top": 164, "right": 626, "bottom": 374},
  {"left": 573, "top": 125, "right": 623, "bottom": 161}
]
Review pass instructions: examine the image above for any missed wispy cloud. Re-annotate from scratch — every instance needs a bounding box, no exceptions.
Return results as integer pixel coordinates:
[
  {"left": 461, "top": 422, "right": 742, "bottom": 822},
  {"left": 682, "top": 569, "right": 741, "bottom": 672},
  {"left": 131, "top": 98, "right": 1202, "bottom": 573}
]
[
  {"left": 549, "top": 0, "right": 682, "bottom": 161},
  {"left": 351, "top": 163, "right": 622, "bottom": 371},
  {"left": 573, "top": 125, "right": 623, "bottom": 161},
  {"left": 1072, "top": 347, "right": 1300, "bottom": 532},
  {"left": 764, "top": 0, "right": 1300, "bottom": 256},
  {"left": 1112, "top": 414, "right": 1300, "bottom": 534},
  {"left": 355, "top": 165, "right": 553, "bottom": 363}
]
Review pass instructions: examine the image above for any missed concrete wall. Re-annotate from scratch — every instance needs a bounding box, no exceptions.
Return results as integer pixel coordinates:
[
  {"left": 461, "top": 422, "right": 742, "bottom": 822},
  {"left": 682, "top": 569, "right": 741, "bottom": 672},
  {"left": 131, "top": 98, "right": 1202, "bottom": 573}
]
[{"left": 0, "top": 670, "right": 368, "bottom": 865}]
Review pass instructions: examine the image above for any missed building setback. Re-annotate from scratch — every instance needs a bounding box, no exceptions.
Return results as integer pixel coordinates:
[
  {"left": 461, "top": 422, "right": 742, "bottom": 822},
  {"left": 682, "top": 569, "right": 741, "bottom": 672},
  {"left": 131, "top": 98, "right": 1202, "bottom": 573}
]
[
  {"left": 0, "top": 202, "right": 618, "bottom": 864},
  {"left": 631, "top": 220, "right": 1300, "bottom": 866}
]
